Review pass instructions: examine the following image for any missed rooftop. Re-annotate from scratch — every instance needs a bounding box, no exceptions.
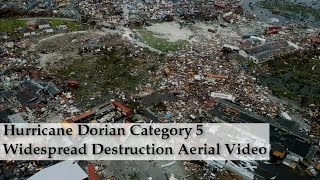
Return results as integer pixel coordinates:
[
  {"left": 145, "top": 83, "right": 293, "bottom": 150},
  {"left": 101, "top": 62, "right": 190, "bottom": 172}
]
[
  {"left": 209, "top": 100, "right": 314, "bottom": 157},
  {"left": 28, "top": 161, "right": 88, "bottom": 180},
  {"left": 7, "top": 113, "right": 26, "bottom": 123}
]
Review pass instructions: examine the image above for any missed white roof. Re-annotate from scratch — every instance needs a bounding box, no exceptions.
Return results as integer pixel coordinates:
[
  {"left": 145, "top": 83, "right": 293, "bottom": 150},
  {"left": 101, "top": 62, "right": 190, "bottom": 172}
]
[
  {"left": 28, "top": 161, "right": 88, "bottom": 180},
  {"left": 7, "top": 113, "right": 26, "bottom": 123},
  {"left": 281, "top": 112, "right": 292, "bottom": 120},
  {"left": 210, "top": 92, "right": 235, "bottom": 102},
  {"left": 223, "top": 44, "right": 240, "bottom": 50}
]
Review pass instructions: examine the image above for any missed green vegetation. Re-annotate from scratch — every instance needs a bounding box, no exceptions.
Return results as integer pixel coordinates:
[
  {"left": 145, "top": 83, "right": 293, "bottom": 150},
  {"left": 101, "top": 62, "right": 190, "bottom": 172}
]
[
  {"left": 257, "top": 1, "right": 320, "bottom": 20},
  {"left": 49, "top": 19, "right": 85, "bottom": 30},
  {"left": 49, "top": 46, "right": 161, "bottom": 107},
  {"left": 0, "top": 18, "right": 86, "bottom": 33},
  {"left": 259, "top": 50, "right": 320, "bottom": 106},
  {"left": 48, "top": 19, "right": 65, "bottom": 26},
  {"left": 0, "top": 19, "right": 27, "bottom": 32},
  {"left": 136, "top": 28, "right": 188, "bottom": 53},
  {"left": 67, "top": 22, "right": 83, "bottom": 30}
]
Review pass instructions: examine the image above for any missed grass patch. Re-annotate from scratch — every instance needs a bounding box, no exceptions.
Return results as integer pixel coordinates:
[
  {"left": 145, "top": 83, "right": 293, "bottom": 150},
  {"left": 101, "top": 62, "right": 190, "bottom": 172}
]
[
  {"left": 0, "top": 18, "right": 86, "bottom": 33},
  {"left": 66, "top": 21, "right": 83, "bottom": 30},
  {"left": 49, "top": 45, "right": 161, "bottom": 106},
  {"left": 49, "top": 19, "right": 65, "bottom": 26},
  {"left": 49, "top": 19, "right": 85, "bottom": 31},
  {"left": 136, "top": 28, "right": 188, "bottom": 53},
  {"left": 0, "top": 19, "right": 27, "bottom": 32},
  {"left": 257, "top": 0, "right": 320, "bottom": 20}
]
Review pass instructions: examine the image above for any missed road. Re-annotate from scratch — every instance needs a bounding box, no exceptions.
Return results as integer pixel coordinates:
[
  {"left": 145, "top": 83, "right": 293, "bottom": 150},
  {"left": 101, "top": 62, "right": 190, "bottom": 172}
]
[{"left": 17, "top": 17, "right": 78, "bottom": 21}]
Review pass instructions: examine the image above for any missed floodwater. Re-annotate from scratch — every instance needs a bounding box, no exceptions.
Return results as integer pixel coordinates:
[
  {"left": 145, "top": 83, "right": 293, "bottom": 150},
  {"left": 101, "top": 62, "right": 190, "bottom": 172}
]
[{"left": 241, "top": 0, "right": 320, "bottom": 27}]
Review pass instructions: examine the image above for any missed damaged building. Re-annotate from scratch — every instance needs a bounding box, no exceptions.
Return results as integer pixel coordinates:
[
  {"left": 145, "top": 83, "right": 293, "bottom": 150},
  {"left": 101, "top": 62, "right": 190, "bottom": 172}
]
[{"left": 244, "top": 41, "right": 297, "bottom": 64}]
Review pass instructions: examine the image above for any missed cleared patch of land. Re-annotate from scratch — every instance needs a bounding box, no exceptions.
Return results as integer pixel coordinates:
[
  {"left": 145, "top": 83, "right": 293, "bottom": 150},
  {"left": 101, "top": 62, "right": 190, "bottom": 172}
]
[
  {"left": 36, "top": 31, "right": 98, "bottom": 53},
  {"left": 145, "top": 22, "right": 193, "bottom": 42},
  {"left": 42, "top": 33, "right": 162, "bottom": 106},
  {"left": 136, "top": 28, "right": 188, "bottom": 53},
  {"left": 49, "top": 48, "right": 161, "bottom": 107}
]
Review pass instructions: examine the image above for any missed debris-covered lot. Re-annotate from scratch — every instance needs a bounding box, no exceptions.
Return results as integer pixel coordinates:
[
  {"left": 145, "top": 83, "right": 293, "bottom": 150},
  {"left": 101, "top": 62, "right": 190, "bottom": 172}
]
[
  {"left": 45, "top": 33, "right": 163, "bottom": 106},
  {"left": 259, "top": 49, "right": 320, "bottom": 106}
]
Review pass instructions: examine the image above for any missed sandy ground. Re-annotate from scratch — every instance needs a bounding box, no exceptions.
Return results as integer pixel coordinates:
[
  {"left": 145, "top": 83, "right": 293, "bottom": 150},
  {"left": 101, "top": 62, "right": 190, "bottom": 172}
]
[
  {"left": 32, "top": 28, "right": 162, "bottom": 70},
  {"left": 146, "top": 22, "right": 193, "bottom": 42},
  {"left": 28, "top": 31, "right": 91, "bottom": 53},
  {"left": 29, "top": 30, "right": 108, "bottom": 70},
  {"left": 36, "top": 30, "right": 88, "bottom": 44},
  {"left": 38, "top": 52, "right": 64, "bottom": 67}
]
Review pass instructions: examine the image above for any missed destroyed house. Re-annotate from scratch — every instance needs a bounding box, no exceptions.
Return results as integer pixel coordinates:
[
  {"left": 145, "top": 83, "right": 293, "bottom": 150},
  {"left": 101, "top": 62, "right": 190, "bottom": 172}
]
[
  {"left": 310, "top": 37, "right": 320, "bottom": 45},
  {"left": 0, "top": 91, "right": 17, "bottom": 108},
  {"left": 21, "top": 80, "right": 60, "bottom": 98},
  {"left": 15, "top": 91, "right": 46, "bottom": 107},
  {"left": 71, "top": 111, "right": 95, "bottom": 123},
  {"left": 79, "top": 44, "right": 105, "bottom": 53},
  {"left": 0, "top": 47, "right": 5, "bottom": 57},
  {"left": 206, "top": 74, "right": 222, "bottom": 82},
  {"left": 94, "top": 103, "right": 116, "bottom": 119},
  {"left": 0, "top": 32, "right": 8, "bottom": 39},
  {"left": 0, "top": 109, "right": 15, "bottom": 123},
  {"left": 275, "top": 117, "right": 301, "bottom": 133},
  {"left": 242, "top": 33, "right": 258, "bottom": 39},
  {"left": 271, "top": 143, "right": 287, "bottom": 159},
  {"left": 223, "top": 44, "right": 240, "bottom": 53},
  {"left": 87, "top": 163, "right": 98, "bottom": 180},
  {"left": 7, "top": 113, "right": 26, "bottom": 123},
  {"left": 206, "top": 73, "right": 228, "bottom": 80},
  {"left": 21, "top": 80, "right": 45, "bottom": 94},
  {"left": 266, "top": 26, "right": 282, "bottom": 31},
  {"left": 254, "top": 162, "right": 278, "bottom": 179},
  {"left": 58, "top": 25, "right": 68, "bottom": 30},
  {"left": 27, "top": 0, "right": 39, "bottom": 10},
  {"left": 283, "top": 154, "right": 301, "bottom": 169},
  {"left": 305, "top": 145, "right": 318, "bottom": 162},
  {"left": 269, "top": 125, "right": 313, "bottom": 159},
  {"left": 245, "top": 41, "right": 295, "bottom": 64},
  {"left": 255, "top": 162, "right": 313, "bottom": 180},
  {"left": 214, "top": 2, "right": 225, "bottom": 9},
  {"left": 67, "top": 80, "right": 80, "bottom": 88},
  {"left": 45, "top": 83, "right": 60, "bottom": 97},
  {"left": 28, "top": 24, "right": 39, "bottom": 30},
  {"left": 61, "top": 120, "right": 78, "bottom": 132},
  {"left": 209, "top": 100, "right": 315, "bottom": 159},
  {"left": 37, "top": 19, "right": 50, "bottom": 29},
  {"left": 266, "top": 29, "right": 280, "bottom": 36},
  {"left": 100, "top": 22, "right": 116, "bottom": 30},
  {"left": 276, "top": 163, "right": 313, "bottom": 179},
  {"left": 112, "top": 101, "right": 133, "bottom": 117},
  {"left": 21, "top": 28, "right": 36, "bottom": 37},
  {"left": 43, "top": 27, "right": 54, "bottom": 33}
]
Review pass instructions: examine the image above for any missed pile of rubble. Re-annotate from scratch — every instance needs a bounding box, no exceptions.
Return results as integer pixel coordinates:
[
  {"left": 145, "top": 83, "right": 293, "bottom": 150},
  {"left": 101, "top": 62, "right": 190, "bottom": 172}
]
[
  {"left": 0, "top": 161, "right": 56, "bottom": 179},
  {"left": 140, "top": 52, "right": 282, "bottom": 122}
]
